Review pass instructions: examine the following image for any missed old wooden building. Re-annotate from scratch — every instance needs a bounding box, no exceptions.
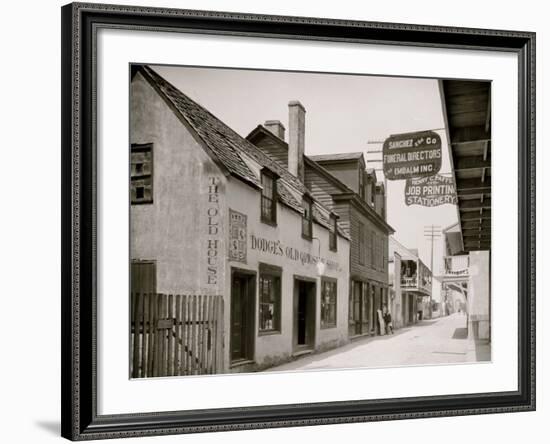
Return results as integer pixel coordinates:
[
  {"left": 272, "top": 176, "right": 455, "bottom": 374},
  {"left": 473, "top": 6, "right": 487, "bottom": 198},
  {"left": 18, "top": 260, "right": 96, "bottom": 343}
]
[
  {"left": 389, "top": 237, "right": 433, "bottom": 327},
  {"left": 247, "top": 119, "right": 394, "bottom": 339},
  {"left": 129, "top": 66, "right": 350, "bottom": 377}
]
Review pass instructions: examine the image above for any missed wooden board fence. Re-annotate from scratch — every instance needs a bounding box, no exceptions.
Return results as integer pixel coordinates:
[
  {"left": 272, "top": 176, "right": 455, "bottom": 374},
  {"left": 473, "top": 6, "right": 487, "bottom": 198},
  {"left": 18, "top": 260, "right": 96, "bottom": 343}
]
[{"left": 130, "top": 293, "right": 224, "bottom": 378}]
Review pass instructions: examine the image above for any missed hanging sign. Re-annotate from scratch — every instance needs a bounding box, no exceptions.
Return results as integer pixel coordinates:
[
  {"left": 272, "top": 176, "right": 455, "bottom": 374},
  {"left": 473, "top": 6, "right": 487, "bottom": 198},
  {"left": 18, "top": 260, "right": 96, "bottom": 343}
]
[
  {"left": 383, "top": 130, "right": 442, "bottom": 180},
  {"left": 404, "top": 174, "right": 458, "bottom": 207}
]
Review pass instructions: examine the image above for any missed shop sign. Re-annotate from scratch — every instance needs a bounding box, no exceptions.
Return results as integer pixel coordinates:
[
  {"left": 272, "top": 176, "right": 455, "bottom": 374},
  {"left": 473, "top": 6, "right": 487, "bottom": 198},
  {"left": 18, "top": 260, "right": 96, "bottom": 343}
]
[
  {"left": 404, "top": 174, "right": 458, "bottom": 207},
  {"left": 383, "top": 130, "right": 442, "bottom": 180},
  {"left": 250, "top": 234, "right": 341, "bottom": 272},
  {"left": 229, "top": 209, "right": 247, "bottom": 263}
]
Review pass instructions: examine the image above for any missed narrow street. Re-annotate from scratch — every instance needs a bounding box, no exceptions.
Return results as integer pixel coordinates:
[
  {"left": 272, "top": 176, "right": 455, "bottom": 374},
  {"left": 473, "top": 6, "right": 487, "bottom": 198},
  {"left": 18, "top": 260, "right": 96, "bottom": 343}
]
[{"left": 266, "top": 313, "right": 490, "bottom": 372}]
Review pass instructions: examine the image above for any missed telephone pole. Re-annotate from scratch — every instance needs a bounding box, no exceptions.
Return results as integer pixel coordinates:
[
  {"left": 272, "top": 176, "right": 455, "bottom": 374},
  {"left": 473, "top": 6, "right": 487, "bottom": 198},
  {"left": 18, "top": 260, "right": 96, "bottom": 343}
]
[{"left": 423, "top": 225, "right": 441, "bottom": 318}]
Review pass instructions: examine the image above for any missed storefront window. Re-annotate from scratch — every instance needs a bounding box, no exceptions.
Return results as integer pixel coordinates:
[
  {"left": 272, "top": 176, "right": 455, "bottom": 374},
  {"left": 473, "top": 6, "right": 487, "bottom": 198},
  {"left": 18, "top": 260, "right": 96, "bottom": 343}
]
[
  {"left": 321, "top": 279, "right": 337, "bottom": 328},
  {"left": 259, "top": 264, "right": 281, "bottom": 333}
]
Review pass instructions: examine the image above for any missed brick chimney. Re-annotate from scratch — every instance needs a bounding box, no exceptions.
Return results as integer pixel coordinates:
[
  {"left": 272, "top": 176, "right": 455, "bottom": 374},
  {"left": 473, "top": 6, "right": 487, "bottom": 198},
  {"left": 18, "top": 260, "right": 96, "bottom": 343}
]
[
  {"left": 264, "top": 120, "right": 285, "bottom": 141},
  {"left": 288, "top": 101, "right": 306, "bottom": 181}
]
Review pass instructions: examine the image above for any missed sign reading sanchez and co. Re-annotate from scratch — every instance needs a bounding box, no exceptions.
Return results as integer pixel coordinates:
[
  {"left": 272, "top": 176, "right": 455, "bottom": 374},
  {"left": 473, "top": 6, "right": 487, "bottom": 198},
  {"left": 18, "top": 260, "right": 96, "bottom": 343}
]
[
  {"left": 250, "top": 234, "right": 341, "bottom": 272},
  {"left": 404, "top": 174, "right": 458, "bottom": 207},
  {"left": 383, "top": 130, "right": 442, "bottom": 180}
]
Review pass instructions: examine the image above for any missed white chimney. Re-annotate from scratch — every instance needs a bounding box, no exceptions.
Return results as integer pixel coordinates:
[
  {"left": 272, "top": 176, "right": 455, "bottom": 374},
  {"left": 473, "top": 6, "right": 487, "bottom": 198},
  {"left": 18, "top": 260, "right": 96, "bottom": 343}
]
[
  {"left": 264, "top": 120, "right": 285, "bottom": 140},
  {"left": 288, "top": 100, "right": 306, "bottom": 181}
]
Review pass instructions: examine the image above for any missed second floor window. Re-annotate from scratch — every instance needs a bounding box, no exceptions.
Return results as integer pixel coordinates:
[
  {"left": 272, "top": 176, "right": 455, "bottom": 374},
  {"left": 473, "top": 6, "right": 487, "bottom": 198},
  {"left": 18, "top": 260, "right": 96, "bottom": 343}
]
[
  {"left": 131, "top": 143, "right": 153, "bottom": 204},
  {"left": 329, "top": 214, "right": 338, "bottom": 252},
  {"left": 261, "top": 171, "right": 277, "bottom": 224},
  {"left": 358, "top": 222, "right": 365, "bottom": 265},
  {"left": 302, "top": 196, "right": 313, "bottom": 239}
]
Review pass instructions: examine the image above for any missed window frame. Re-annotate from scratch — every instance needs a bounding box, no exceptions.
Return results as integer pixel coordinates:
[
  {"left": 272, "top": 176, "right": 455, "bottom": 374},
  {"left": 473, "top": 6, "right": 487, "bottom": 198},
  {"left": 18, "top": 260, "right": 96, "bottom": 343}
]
[
  {"left": 260, "top": 169, "right": 278, "bottom": 226},
  {"left": 329, "top": 214, "right": 338, "bottom": 252},
  {"left": 130, "top": 143, "right": 154, "bottom": 205},
  {"left": 258, "top": 263, "right": 282, "bottom": 335},
  {"left": 301, "top": 195, "right": 313, "bottom": 240},
  {"left": 320, "top": 277, "right": 338, "bottom": 329},
  {"left": 359, "top": 169, "right": 365, "bottom": 200},
  {"left": 358, "top": 221, "right": 365, "bottom": 265}
]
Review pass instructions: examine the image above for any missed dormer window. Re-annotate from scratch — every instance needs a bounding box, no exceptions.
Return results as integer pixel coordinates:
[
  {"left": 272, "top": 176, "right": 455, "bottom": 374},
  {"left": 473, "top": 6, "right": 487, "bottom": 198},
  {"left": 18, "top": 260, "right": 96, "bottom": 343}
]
[
  {"left": 359, "top": 169, "right": 365, "bottom": 200},
  {"left": 302, "top": 196, "right": 313, "bottom": 240},
  {"left": 329, "top": 214, "right": 338, "bottom": 252},
  {"left": 370, "top": 182, "right": 376, "bottom": 207},
  {"left": 261, "top": 170, "right": 277, "bottom": 225}
]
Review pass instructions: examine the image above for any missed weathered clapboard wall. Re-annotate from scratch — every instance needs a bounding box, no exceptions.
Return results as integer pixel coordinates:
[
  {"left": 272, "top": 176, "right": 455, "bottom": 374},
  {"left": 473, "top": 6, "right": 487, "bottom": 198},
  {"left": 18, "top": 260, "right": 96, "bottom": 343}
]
[{"left": 130, "top": 293, "right": 224, "bottom": 378}]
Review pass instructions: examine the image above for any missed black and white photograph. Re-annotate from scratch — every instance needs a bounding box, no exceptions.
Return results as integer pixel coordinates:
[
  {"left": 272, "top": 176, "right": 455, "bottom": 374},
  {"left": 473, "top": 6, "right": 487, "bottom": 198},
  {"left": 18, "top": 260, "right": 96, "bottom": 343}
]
[{"left": 129, "top": 64, "right": 491, "bottom": 378}]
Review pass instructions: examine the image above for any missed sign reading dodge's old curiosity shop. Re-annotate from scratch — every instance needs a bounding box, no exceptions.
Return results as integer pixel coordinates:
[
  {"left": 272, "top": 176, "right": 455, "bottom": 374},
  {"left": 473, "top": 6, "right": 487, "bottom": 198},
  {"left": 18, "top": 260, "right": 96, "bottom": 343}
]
[
  {"left": 383, "top": 130, "right": 442, "bottom": 180},
  {"left": 404, "top": 174, "right": 458, "bottom": 207}
]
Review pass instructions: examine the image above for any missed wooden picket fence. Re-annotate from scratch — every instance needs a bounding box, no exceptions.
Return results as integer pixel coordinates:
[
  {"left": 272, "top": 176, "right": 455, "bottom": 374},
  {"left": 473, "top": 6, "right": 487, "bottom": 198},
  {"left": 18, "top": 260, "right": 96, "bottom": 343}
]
[{"left": 130, "top": 293, "right": 224, "bottom": 378}]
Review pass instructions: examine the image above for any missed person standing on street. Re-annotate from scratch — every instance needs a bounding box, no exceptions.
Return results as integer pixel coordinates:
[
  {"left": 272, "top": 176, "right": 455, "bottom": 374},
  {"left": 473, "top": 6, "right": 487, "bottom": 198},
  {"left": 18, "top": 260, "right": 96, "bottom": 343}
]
[{"left": 383, "top": 306, "right": 394, "bottom": 334}]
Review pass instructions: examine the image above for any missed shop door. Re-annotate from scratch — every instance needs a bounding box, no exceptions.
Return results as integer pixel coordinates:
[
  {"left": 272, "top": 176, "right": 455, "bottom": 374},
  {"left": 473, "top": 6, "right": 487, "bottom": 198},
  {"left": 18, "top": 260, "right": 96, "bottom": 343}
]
[
  {"left": 361, "top": 283, "right": 369, "bottom": 334},
  {"left": 231, "top": 272, "right": 255, "bottom": 362},
  {"left": 408, "top": 295, "right": 415, "bottom": 324},
  {"left": 294, "top": 280, "right": 316, "bottom": 350},
  {"left": 349, "top": 281, "right": 362, "bottom": 336},
  {"left": 402, "top": 294, "right": 407, "bottom": 326}
]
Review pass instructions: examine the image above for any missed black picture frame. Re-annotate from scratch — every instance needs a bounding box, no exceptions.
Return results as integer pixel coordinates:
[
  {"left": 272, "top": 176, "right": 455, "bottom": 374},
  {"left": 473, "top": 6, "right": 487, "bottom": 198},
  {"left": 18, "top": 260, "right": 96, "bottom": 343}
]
[{"left": 61, "top": 2, "right": 536, "bottom": 440}]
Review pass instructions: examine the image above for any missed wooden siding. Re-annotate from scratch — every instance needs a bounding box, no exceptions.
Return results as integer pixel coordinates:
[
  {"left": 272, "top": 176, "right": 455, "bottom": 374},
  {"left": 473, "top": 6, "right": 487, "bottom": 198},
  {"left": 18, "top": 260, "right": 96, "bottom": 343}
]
[
  {"left": 314, "top": 161, "right": 360, "bottom": 194},
  {"left": 304, "top": 165, "right": 342, "bottom": 210},
  {"left": 253, "top": 134, "right": 288, "bottom": 169},
  {"left": 349, "top": 206, "right": 389, "bottom": 284},
  {"left": 332, "top": 201, "right": 351, "bottom": 236}
]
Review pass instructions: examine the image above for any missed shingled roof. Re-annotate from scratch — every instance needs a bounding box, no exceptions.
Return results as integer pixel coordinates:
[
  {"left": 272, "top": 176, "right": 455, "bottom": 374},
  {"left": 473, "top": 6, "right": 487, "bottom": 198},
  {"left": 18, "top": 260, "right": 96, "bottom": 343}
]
[{"left": 136, "top": 65, "right": 348, "bottom": 239}]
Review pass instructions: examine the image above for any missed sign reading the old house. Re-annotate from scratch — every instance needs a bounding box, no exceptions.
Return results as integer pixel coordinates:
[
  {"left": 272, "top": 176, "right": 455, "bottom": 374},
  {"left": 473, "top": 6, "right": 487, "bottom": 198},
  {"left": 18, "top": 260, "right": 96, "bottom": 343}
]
[
  {"left": 229, "top": 209, "right": 247, "bottom": 263},
  {"left": 404, "top": 174, "right": 458, "bottom": 206},
  {"left": 206, "top": 177, "right": 221, "bottom": 284},
  {"left": 383, "top": 130, "right": 442, "bottom": 180}
]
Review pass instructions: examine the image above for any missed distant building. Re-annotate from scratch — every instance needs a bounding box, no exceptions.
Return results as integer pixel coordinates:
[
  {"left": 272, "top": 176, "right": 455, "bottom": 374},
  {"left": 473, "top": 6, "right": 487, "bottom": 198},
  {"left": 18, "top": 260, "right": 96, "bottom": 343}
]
[
  {"left": 130, "top": 66, "right": 350, "bottom": 376},
  {"left": 440, "top": 223, "right": 490, "bottom": 340},
  {"left": 389, "top": 238, "right": 432, "bottom": 326},
  {"left": 247, "top": 122, "right": 394, "bottom": 339}
]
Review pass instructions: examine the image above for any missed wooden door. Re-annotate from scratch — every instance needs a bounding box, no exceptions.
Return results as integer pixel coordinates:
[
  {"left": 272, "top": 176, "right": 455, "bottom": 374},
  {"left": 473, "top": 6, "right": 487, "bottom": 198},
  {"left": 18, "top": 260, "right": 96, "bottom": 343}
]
[
  {"left": 230, "top": 273, "right": 254, "bottom": 362},
  {"left": 361, "top": 283, "right": 369, "bottom": 334},
  {"left": 297, "top": 284, "right": 307, "bottom": 345},
  {"left": 131, "top": 260, "right": 156, "bottom": 295},
  {"left": 294, "top": 280, "right": 316, "bottom": 349}
]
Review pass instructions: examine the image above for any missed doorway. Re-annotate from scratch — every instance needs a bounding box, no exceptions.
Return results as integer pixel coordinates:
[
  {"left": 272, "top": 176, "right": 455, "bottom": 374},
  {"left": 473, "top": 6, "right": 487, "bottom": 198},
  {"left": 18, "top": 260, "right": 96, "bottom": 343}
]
[
  {"left": 230, "top": 270, "right": 256, "bottom": 363},
  {"left": 294, "top": 278, "right": 316, "bottom": 352}
]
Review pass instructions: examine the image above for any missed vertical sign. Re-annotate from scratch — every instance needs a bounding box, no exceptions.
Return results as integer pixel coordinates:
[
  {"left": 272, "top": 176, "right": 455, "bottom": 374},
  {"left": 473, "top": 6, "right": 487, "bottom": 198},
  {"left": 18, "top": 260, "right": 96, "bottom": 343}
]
[
  {"left": 206, "top": 177, "right": 220, "bottom": 285},
  {"left": 229, "top": 209, "right": 247, "bottom": 263}
]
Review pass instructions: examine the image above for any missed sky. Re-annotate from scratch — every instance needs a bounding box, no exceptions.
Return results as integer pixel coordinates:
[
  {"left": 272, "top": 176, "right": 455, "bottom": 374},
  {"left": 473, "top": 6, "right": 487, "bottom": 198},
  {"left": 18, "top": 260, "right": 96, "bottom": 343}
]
[{"left": 153, "top": 64, "right": 458, "bottom": 276}]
